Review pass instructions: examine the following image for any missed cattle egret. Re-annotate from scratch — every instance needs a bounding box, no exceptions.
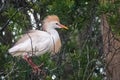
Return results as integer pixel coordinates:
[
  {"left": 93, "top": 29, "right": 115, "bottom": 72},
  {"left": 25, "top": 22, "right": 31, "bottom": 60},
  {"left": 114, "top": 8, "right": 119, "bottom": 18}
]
[{"left": 8, "top": 15, "right": 68, "bottom": 73}]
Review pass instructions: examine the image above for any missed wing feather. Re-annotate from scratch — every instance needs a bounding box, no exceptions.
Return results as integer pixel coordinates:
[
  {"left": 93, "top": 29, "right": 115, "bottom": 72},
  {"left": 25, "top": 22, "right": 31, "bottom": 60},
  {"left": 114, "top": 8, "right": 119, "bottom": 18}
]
[{"left": 9, "top": 30, "right": 52, "bottom": 56}]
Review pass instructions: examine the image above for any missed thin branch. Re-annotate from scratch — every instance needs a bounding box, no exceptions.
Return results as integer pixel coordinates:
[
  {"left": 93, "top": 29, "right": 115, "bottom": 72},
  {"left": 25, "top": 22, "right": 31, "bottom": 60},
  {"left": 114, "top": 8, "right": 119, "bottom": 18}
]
[
  {"left": 26, "top": 33, "right": 34, "bottom": 55},
  {"left": 0, "top": 8, "right": 23, "bottom": 32},
  {"left": 0, "top": 0, "right": 5, "bottom": 12},
  {"left": 83, "top": 59, "right": 97, "bottom": 80},
  {"left": 4, "top": 62, "right": 17, "bottom": 79},
  {"left": 87, "top": 66, "right": 96, "bottom": 80}
]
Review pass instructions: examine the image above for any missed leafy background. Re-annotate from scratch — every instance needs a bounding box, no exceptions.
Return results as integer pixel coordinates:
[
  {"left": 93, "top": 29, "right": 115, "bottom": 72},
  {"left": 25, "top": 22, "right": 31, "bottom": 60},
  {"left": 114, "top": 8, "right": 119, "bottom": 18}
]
[{"left": 0, "top": 0, "right": 120, "bottom": 80}]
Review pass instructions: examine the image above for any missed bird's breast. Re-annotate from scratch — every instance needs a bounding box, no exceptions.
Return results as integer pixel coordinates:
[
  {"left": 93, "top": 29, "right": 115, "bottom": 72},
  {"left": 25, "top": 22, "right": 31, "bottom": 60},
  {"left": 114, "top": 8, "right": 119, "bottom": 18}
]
[{"left": 50, "top": 36, "right": 61, "bottom": 54}]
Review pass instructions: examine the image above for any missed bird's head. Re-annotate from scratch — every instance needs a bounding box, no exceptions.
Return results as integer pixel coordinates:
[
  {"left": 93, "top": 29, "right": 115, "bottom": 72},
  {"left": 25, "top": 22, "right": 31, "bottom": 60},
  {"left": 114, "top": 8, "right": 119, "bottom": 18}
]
[{"left": 42, "top": 15, "right": 68, "bottom": 31}]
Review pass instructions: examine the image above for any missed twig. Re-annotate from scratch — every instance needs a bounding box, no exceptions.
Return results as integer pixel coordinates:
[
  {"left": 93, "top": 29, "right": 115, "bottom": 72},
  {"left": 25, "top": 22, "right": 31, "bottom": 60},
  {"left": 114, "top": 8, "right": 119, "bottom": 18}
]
[
  {"left": 83, "top": 59, "right": 97, "bottom": 80},
  {"left": 0, "top": 8, "right": 22, "bottom": 32},
  {"left": 4, "top": 62, "right": 17, "bottom": 79},
  {"left": 0, "top": 0, "right": 5, "bottom": 12},
  {"left": 26, "top": 33, "right": 34, "bottom": 55},
  {"left": 87, "top": 66, "right": 96, "bottom": 80}
]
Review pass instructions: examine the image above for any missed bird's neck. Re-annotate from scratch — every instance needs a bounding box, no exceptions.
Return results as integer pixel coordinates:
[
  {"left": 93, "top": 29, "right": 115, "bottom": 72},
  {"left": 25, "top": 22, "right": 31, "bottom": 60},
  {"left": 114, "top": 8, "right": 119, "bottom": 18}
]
[
  {"left": 46, "top": 29, "right": 60, "bottom": 39},
  {"left": 45, "top": 29, "right": 61, "bottom": 54}
]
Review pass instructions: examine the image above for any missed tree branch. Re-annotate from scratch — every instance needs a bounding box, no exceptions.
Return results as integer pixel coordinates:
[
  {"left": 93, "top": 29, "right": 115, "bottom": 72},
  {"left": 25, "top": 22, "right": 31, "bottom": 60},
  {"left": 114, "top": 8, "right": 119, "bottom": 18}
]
[{"left": 0, "top": 8, "right": 22, "bottom": 32}]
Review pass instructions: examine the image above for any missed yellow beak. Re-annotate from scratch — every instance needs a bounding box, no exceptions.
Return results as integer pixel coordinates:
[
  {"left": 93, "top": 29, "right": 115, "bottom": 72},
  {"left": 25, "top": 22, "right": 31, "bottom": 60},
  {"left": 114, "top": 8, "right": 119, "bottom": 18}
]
[{"left": 59, "top": 24, "right": 68, "bottom": 30}]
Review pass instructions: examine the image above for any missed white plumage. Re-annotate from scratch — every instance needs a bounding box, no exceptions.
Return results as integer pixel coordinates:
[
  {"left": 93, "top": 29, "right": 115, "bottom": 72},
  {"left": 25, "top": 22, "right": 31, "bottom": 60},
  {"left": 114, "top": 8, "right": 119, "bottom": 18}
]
[
  {"left": 8, "top": 15, "right": 68, "bottom": 72},
  {"left": 9, "top": 15, "right": 68, "bottom": 57},
  {"left": 9, "top": 30, "right": 52, "bottom": 56}
]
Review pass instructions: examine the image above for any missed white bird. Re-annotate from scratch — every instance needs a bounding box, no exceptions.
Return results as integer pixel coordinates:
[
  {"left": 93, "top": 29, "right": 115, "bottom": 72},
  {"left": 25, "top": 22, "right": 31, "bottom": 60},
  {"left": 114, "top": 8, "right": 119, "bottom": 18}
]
[{"left": 8, "top": 15, "right": 68, "bottom": 72}]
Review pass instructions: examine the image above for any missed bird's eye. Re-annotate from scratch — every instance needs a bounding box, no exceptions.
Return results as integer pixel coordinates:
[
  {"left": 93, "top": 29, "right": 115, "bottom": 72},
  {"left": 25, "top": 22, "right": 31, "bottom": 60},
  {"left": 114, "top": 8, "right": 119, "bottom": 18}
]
[{"left": 56, "top": 23, "right": 59, "bottom": 25}]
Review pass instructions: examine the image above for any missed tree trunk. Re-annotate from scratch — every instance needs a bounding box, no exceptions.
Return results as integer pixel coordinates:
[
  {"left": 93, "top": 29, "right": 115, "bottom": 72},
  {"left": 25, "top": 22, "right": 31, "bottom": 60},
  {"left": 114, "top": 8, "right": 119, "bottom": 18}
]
[{"left": 100, "top": 14, "right": 120, "bottom": 80}]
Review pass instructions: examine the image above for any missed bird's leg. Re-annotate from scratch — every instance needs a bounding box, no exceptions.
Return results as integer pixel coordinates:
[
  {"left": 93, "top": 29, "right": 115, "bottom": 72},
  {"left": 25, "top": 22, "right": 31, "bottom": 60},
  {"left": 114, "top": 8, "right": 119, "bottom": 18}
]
[{"left": 23, "top": 55, "right": 43, "bottom": 73}]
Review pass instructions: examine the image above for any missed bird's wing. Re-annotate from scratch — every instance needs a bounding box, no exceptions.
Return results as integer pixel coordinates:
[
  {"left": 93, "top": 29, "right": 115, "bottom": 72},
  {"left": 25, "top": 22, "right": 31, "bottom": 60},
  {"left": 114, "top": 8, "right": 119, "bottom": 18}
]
[
  {"left": 14, "top": 30, "right": 40, "bottom": 45},
  {"left": 9, "top": 30, "right": 52, "bottom": 56}
]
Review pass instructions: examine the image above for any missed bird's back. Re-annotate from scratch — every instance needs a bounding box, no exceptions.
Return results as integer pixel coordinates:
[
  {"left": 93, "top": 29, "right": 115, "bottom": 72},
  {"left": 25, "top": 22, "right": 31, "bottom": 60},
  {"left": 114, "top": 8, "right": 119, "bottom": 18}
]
[{"left": 9, "top": 30, "right": 52, "bottom": 57}]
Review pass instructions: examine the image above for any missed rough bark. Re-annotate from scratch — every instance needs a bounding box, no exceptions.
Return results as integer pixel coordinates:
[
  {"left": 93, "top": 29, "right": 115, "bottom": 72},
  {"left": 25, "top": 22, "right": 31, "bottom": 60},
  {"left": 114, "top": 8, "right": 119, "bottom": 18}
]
[{"left": 100, "top": 14, "right": 120, "bottom": 80}]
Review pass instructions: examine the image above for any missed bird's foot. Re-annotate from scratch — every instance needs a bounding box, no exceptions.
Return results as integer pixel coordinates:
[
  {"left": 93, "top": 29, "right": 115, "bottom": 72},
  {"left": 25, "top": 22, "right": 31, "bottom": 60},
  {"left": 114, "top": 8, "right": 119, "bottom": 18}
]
[
  {"left": 32, "top": 65, "right": 41, "bottom": 73},
  {"left": 32, "top": 63, "right": 46, "bottom": 76}
]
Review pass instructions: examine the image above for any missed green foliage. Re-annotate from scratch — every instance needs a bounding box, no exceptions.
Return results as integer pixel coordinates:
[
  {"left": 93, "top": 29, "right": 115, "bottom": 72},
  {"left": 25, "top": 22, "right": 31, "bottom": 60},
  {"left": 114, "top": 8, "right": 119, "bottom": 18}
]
[
  {"left": 99, "top": 0, "right": 120, "bottom": 36},
  {"left": 0, "top": 0, "right": 120, "bottom": 80}
]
